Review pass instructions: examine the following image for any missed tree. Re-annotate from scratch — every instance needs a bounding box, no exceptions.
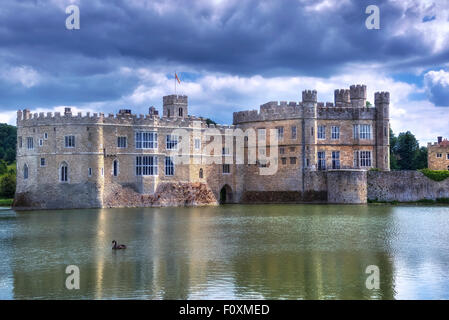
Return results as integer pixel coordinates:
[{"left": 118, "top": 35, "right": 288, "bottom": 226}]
[
  {"left": 0, "top": 124, "right": 17, "bottom": 164},
  {"left": 0, "top": 172, "right": 16, "bottom": 198},
  {"left": 0, "top": 160, "right": 7, "bottom": 175},
  {"left": 392, "top": 131, "right": 428, "bottom": 170},
  {"left": 389, "top": 128, "right": 399, "bottom": 170},
  {"left": 413, "top": 146, "right": 428, "bottom": 170}
]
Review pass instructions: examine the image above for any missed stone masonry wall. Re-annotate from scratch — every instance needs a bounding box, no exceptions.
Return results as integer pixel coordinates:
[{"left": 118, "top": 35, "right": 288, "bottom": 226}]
[{"left": 367, "top": 171, "right": 449, "bottom": 202}]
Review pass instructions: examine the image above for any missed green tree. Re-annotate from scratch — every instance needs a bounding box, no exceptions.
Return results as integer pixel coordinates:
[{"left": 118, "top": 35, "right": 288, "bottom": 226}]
[
  {"left": 413, "top": 146, "right": 428, "bottom": 169},
  {"left": 0, "top": 160, "right": 7, "bottom": 175},
  {"left": 389, "top": 128, "right": 399, "bottom": 170},
  {"left": 0, "top": 172, "right": 16, "bottom": 198},
  {"left": 395, "top": 131, "right": 422, "bottom": 170},
  {"left": 0, "top": 123, "right": 17, "bottom": 164}
]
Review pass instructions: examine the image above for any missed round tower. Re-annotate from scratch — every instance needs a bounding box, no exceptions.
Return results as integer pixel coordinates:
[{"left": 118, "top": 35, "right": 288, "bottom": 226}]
[
  {"left": 374, "top": 91, "right": 390, "bottom": 171},
  {"left": 334, "top": 89, "right": 350, "bottom": 107}
]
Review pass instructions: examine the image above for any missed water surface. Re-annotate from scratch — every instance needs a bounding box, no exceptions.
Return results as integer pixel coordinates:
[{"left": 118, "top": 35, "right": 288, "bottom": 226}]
[{"left": 1, "top": 204, "right": 449, "bottom": 299}]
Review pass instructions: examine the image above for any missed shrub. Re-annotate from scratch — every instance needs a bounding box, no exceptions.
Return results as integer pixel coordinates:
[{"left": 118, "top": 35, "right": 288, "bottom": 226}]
[
  {"left": 419, "top": 169, "right": 449, "bottom": 182},
  {"left": 0, "top": 172, "right": 16, "bottom": 198}
]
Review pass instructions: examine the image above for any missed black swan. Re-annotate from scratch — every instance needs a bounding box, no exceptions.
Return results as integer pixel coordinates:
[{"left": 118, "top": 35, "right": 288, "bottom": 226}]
[{"left": 112, "top": 240, "right": 126, "bottom": 250}]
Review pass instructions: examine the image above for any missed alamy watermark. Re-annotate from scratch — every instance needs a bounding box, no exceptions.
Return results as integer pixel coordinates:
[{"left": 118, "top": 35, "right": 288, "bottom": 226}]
[
  {"left": 66, "top": 5, "right": 80, "bottom": 30},
  {"left": 365, "top": 5, "right": 380, "bottom": 30},
  {"left": 65, "top": 265, "right": 80, "bottom": 290},
  {"left": 365, "top": 265, "right": 380, "bottom": 290}
]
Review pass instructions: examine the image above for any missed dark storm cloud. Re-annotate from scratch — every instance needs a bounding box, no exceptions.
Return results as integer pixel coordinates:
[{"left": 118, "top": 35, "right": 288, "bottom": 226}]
[{"left": 0, "top": 0, "right": 444, "bottom": 111}]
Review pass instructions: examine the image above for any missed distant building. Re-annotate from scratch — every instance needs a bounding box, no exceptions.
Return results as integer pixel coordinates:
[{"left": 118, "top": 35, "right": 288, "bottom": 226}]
[{"left": 428, "top": 137, "right": 449, "bottom": 170}]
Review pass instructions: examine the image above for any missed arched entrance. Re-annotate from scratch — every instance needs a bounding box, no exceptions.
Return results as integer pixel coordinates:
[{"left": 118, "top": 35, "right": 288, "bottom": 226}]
[{"left": 219, "top": 184, "right": 233, "bottom": 204}]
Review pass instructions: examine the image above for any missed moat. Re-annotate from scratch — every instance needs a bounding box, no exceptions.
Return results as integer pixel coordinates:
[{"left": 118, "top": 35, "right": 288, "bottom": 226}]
[{"left": 1, "top": 204, "right": 449, "bottom": 299}]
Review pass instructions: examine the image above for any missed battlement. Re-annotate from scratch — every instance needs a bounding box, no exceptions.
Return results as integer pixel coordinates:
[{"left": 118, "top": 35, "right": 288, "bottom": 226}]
[
  {"left": 350, "top": 85, "right": 367, "bottom": 100},
  {"left": 16, "top": 108, "right": 211, "bottom": 128},
  {"left": 334, "top": 89, "right": 350, "bottom": 105},
  {"left": 302, "top": 90, "right": 317, "bottom": 103},
  {"left": 375, "top": 92, "right": 390, "bottom": 104}
]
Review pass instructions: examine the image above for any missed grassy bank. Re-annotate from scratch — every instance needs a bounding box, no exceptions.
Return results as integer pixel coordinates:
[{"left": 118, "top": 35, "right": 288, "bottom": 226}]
[
  {"left": 369, "top": 198, "right": 449, "bottom": 205},
  {"left": 0, "top": 198, "right": 13, "bottom": 207}
]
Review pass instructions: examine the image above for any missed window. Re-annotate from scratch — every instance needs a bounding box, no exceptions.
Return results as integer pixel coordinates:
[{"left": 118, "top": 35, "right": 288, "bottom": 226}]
[
  {"left": 318, "top": 151, "right": 326, "bottom": 170},
  {"left": 65, "top": 135, "right": 75, "bottom": 148},
  {"left": 291, "top": 126, "right": 297, "bottom": 139},
  {"left": 101, "top": 168, "right": 104, "bottom": 176},
  {"left": 353, "top": 125, "right": 359, "bottom": 139},
  {"left": 311, "top": 126, "right": 314, "bottom": 137},
  {"left": 281, "top": 157, "right": 287, "bottom": 165},
  {"left": 18, "top": 137, "right": 22, "bottom": 148},
  {"left": 166, "top": 135, "right": 178, "bottom": 150},
  {"left": 40, "top": 158, "right": 46, "bottom": 167},
  {"left": 332, "top": 151, "right": 340, "bottom": 169},
  {"left": 88, "top": 168, "right": 92, "bottom": 177},
  {"left": 331, "top": 126, "right": 340, "bottom": 140},
  {"left": 44, "top": 133, "right": 48, "bottom": 140},
  {"left": 317, "top": 126, "right": 326, "bottom": 140},
  {"left": 165, "top": 156, "right": 175, "bottom": 176},
  {"left": 179, "top": 108, "right": 183, "bottom": 117},
  {"left": 23, "top": 164, "right": 28, "bottom": 180},
  {"left": 360, "top": 151, "right": 372, "bottom": 167},
  {"left": 354, "top": 151, "right": 359, "bottom": 167},
  {"left": 258, "top": 129, "right": 266, "bottom": 142},
  {"left": 199, "top": 168, "right": 203, "bottom": 179},
  {"left": 290, "top": 147, "right": 295, "bottom": 152},
  {"left": 437, "top": 153, "right": 442, "bottom": 158},
  {"left": 136, "top": 156, "right": 158, "bottom": 176},
  {"left": 136, "top": 132, "right": 157, "bottom": 149},
  {"left": 290, "top": 157, "right": 296, "bottom": 165},
  {"left": 279, "top": 147, "right": 285, "bottom": 155},
  {"left": 27, "top": 137, "right": 33, "bottom": 150},
  {"left": 194, "top": 138, "right": 201, "bottom": 150},
  {"left": 60, "top": 162, "right": 68, "bottom": 182},
  {"left": 113, "top": 159, "right": 119, "bottom": 177},
  {"left": 222, "top": 164, "right": 230, "bottom": 174},
  {"left": 39, "top": 139, "right": 43, "bottom": 147},
  {"left": 447, "top": 154, "right": 449, "bottom": 160},
  {"left": 117, "top": 137, "right": 127, "bottom": 148},
  {"left": 359, "top": 125, "right": 372, "bottom": 140},
  {"left": 222, "top": 147, "right": 230, "bottom": 155},
  {"left": 276, "top": 127, "right": 284, "bottom": 140}
]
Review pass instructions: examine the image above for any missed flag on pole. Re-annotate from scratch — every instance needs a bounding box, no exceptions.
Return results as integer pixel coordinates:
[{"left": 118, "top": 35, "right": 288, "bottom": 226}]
[{"left": 175, "top": 72, "right": 181, "bottom": 84}]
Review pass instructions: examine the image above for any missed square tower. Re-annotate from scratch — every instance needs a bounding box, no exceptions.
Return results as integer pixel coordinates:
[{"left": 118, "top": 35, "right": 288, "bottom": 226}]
[{"left": 163, "top": 95, "right": 188, "bottom": 119}]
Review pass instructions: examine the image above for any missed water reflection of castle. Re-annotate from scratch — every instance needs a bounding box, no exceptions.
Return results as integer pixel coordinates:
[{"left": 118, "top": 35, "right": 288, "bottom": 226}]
[{"left": 10, "top": 206, "right": 400, "bottom": 299}]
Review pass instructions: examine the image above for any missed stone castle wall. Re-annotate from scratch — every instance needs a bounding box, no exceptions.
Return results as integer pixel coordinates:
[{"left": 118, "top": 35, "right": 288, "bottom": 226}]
[{"left": 367, "top": 171, "right": 449, "bottom": 202}]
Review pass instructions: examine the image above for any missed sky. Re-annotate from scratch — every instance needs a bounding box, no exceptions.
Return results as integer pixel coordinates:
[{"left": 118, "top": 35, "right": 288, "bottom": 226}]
[{"left": 0, "top": 0, "right": 448, "bottom": 145}]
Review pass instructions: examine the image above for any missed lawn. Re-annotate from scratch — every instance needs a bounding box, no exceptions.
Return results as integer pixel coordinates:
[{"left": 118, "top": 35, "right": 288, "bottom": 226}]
[{"left": 0, "top": 198, "right": 13, "bottom": 207}]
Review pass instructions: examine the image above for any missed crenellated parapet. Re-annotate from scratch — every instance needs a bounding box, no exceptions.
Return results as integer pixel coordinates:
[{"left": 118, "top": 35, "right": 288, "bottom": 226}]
[
  {"left": 375, "top": 91, "right": 390, "bottom": 104},
  {"left": 302, "top": 90, "right": 317, "bottom": 103},
  {"left": 334, "top": 89, "right": 351, "bottom": 107}
]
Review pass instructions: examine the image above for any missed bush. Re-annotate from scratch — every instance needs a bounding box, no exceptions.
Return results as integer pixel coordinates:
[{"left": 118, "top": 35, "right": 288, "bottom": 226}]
[
  {"left": 0, "top": 160, "right": 7, "bottom": 175},
  {"left": 0, "top": 172, "right": 16, "bottom": 198},
  {"left": 419, "top": 169, "right": 449, "bottom": 182}
]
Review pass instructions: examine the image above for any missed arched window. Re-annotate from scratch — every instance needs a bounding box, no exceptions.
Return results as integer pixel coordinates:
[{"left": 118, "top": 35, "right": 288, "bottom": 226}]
[
  {"left": 60, "top": 162, "right": 68, "bottom": 182},
  {"left": 179, "top": 108, "right": 183, "bottom": 117},
  {"left": 167, "top": 109, "right": 171, "bottom": 117},
  {"left": 199, "top": 168, "right": 203, "bottom": 179},
  {"left": 113, "top": 159, "right": 119, "bottom": 177},
  {"left": 23, "top": 164, "right": 29, "bottom": 180}
]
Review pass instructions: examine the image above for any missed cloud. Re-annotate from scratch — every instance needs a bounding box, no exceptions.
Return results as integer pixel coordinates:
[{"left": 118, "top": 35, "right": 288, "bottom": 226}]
[
  {"left": 1, "top": 66, "right": 41, "bottom": 88},
  {"left": 424, "top": 70, "right": 449, "bottom": 106}
]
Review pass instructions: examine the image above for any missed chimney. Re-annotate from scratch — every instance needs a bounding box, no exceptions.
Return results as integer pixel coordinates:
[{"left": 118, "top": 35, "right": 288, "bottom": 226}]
[
  {"left": 64, "top": 108, "right": 72, "bottom": 116},
  {"left": 118, "top": 109, "right": 132, "bottom": 115},
  {"left": 438, "top": 136, "right": 443, "bottom": 144}
]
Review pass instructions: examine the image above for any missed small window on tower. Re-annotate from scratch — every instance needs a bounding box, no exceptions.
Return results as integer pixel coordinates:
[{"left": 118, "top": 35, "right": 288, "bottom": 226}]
[{"left": 179, "top": 108, "right": 183, "bottom": 117}]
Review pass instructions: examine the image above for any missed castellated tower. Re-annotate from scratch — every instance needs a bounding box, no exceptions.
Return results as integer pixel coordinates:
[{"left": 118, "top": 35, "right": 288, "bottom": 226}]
[
  {"left": 375, "top": 91, "right": 390, "bottom": 171},
  {"left": 163, "top": 95, "right": 188, "bottom": 118},
  {"left": 350, "top": 85, "right": 367, "bottom": 108},
  {"left": 302, "top": 90, "right": 317, "bottom": 170},
  {"left": 334, "top": 89, "right": 350, "bottom": 107}
]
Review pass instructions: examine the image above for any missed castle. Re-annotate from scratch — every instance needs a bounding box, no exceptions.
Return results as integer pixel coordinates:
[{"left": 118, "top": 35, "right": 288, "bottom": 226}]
[{"left": 13, "top": 84, "right": 391, "bottom": 209}]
